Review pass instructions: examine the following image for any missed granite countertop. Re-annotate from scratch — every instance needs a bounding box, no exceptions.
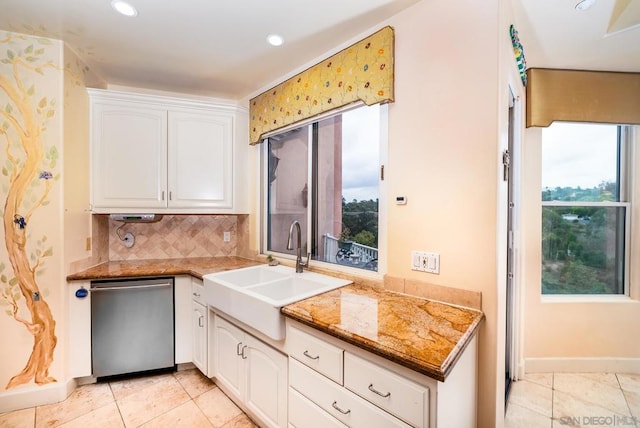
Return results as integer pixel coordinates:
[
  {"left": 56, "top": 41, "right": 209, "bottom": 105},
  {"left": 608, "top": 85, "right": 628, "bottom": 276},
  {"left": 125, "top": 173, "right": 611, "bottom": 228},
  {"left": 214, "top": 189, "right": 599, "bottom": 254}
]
[
  {"left": 282, "top": 284, "right": 484, "bottom": 382},
  {"left": 66, "top": 256, "right": 260, "bottom": 281}
]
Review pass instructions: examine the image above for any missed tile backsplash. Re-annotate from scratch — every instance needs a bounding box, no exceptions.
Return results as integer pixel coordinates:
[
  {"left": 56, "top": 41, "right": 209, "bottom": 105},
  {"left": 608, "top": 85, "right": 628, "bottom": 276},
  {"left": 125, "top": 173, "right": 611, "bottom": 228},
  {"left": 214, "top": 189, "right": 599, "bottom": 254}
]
[{"left": 107, "top": 214, "right": 248, "bottom": 261}]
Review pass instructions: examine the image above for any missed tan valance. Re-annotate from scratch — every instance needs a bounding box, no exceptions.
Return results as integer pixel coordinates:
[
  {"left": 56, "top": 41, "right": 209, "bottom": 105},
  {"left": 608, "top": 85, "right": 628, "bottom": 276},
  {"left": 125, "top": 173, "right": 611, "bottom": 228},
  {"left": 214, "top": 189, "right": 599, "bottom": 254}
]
[
  {"left": 526, "top": 68, "right": 640, "bottom": 127},
  {"left": 249, "top": 26, "right": 395, "bottom": 144}
]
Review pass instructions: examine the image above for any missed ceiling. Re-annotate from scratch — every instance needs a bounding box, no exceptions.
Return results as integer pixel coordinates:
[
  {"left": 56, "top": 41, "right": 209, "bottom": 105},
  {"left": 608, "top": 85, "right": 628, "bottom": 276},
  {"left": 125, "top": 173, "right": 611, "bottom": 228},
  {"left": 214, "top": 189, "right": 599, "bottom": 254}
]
[
  {"left": 512, "top": 0, "right": 640, "bottom": 73},
  {"left": 0, "top": 0, "right": 638, "bottom": 100},
  {"left": 0, "top": 0, "right": 420, "bottom": 99}
]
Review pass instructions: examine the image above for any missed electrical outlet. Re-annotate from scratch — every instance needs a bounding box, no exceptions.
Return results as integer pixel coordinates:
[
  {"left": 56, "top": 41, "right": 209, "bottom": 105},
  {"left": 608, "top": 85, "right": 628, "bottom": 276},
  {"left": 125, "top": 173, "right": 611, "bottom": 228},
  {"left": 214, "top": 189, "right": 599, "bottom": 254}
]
[
  {"left": 223, "top": 231, "right": 231, "bottom": 242},
  {"left": 411, "top": 251, "right": 440, "bottom": 274}
]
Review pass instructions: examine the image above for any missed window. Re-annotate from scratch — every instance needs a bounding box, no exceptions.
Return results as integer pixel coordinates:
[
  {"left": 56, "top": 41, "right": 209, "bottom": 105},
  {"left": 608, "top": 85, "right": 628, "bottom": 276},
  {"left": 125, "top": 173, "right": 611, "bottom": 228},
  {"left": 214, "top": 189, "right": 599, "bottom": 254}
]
[
  {"left": 541, "top": 123, "right": 631, "bottom": 294},
  {"left": 262, "top": 104, "right": 383, "bottom": 272}
]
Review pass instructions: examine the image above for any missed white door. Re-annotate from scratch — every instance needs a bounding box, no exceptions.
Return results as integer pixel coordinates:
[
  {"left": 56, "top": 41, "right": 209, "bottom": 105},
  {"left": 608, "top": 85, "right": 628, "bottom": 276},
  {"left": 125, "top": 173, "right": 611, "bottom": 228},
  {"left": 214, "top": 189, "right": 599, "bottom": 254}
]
[
  {"left": 244, "top": 335, "right": 288, "bottom": 428},
  {"left": 192, "top": 300, "right": 207, "bottom": 374},
  {"left": 91, "top": 101, "right": 167, "bottom": 209},
  {"left": 213, "top": 315, "right": 244, "bottom": 399},
  {"left": 167, "top": 110, "right": 233, "bottom": 208}
]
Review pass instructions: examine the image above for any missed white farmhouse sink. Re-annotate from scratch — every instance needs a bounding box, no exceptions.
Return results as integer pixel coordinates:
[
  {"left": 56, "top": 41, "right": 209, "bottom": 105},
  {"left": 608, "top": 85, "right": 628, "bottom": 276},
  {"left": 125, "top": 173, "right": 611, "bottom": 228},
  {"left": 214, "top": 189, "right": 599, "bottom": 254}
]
[{"left": 203, "top": 265, "right": 351, "bottom": 340}]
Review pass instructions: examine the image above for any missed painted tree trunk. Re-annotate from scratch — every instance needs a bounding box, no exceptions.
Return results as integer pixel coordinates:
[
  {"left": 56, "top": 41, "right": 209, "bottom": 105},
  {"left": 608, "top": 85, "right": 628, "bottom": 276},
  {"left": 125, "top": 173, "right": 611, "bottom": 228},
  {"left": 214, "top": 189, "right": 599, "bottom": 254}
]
[{"left": 1, "top": 36, "right": 58, "bottom": 389}]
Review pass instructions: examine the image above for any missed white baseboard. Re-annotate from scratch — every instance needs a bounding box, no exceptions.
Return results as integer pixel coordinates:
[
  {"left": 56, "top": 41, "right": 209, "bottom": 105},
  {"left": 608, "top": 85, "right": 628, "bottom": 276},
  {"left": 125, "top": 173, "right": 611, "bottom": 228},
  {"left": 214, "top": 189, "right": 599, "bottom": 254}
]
[
  {"left": 0, "top": 378, "right": 76, "bottom": 414},
  {"left": 525, "top": 357, "right": 640, "bottom": 374}
]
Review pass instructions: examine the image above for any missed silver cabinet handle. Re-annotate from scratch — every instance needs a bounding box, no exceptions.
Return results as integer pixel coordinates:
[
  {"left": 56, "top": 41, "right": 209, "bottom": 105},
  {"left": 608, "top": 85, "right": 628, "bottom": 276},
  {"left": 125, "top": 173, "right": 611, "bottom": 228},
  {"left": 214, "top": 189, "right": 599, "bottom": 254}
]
[
  {"left": 169, "top": 191, "right": 172, "bottom": 200},
  {"left": 241, "top": 345, "right": 248, "bottom": 359},
  {"left": 331, "top": 401, "right": 351, "bottom": 415},
  {"left": 303, "top": 350, "right": 319, "bottom": 360},
  {"left": 198, "top": 315, "right": 204, "bottom": 328},
  {"left": 236, "top": 342, "right": 243, "bottom": 356},
  {"left": 192, "top": 292, "right": 201, "bottom": 297},
  {"left": 162, "top": 191, "right": 165, "bottom": 201},
  {"left": 368, "top": 383, "right": 391, "bottom": 398}
]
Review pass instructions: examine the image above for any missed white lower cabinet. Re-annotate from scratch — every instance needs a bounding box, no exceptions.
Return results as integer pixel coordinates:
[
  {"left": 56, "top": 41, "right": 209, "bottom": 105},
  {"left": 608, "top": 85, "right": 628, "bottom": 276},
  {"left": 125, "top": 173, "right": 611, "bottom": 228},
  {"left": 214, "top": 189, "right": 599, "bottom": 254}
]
[
  {"left": 212, "top": 314, "right": 287, "bottom": 428},
  {"left": 286, "top": 322, "right": 423, "bottom": 428},
  {"left": 191, "top": 278, "right": 208, "bottom": 375},
  {"left": 289, "top": 360, "right": 412, "bottom": 428},
  {"left": 288, "top": 387, "right": 347, "bottom": 428}
]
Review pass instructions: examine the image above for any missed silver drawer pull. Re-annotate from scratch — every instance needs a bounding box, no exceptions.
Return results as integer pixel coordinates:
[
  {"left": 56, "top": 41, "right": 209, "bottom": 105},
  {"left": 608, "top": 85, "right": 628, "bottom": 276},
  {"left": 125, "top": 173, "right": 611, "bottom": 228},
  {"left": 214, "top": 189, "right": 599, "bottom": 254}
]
[
  {"left": 303, "top": 350, "right": 319, "bottom": 360},
  {"left": 368, "top": 383, "right": 391, "bottom": 398},
  {"left": 331, "top": 401, "right": 351, "bottom": 415},
  {"left": 236, "top": 342, "right": 243, "bottom": 356},
  {"left": 192, "top": 292, "right": 201, "bottom": 297}
]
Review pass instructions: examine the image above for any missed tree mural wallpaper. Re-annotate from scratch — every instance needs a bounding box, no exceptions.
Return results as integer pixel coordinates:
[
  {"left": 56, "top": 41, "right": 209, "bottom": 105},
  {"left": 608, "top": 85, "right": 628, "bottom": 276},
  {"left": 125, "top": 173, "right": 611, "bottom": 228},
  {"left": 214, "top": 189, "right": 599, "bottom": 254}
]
[{"left": 0, "top": 32, "right": 59, "bottom": 389}]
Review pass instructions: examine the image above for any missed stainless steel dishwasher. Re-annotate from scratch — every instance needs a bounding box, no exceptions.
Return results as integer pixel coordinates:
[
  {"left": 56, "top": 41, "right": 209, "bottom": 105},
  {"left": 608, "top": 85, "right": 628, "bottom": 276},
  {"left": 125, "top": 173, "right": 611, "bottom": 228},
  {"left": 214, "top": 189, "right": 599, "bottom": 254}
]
[{"left": 91, "top": 277, "right": 175, "bottom": 378}]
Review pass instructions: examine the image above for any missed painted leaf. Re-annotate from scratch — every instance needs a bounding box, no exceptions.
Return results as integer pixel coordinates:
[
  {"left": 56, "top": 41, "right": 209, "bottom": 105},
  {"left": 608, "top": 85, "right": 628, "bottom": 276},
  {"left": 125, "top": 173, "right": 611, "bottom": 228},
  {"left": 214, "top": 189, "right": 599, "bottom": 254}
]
[
  {"left": 2, "top": 167, "right": 7, "bottom": 176},
  {"left": 8, "top": 278, "right": 17, "bottom": 286},
  {"left": 26, "top": 56, "right": 36, "bottom": 63},
  {"left": 13, "top": 293, "right": 21, "bottom": 302},
  {"left": 43, "top": 247, "right": 53, "bottom": 257},
  {"left": 35, "top": 48, "right": 45, "bottom": 55},
  {"left": 1, "top": 274, "right": 6, "bottom": 283},
  {"left": 25, "top": 45, "right": 34, "bottom": 54},
  {"left": 0, "top": 59, "right": 10, "bottom": 64},
  {"left": 39, "top": 97, "right": 47, "bottom": 108},
  {"left": 7, "top": 49, "right": 15, "bottom": 60},
  {"left": 5, "top": 103, "right": 13, "bottom": 114},
  {"left": 37, "top": 38, "right": 52, "bottom": 45},
  {"left": 27, "top": 85, "right": 35, "bottom": 96},
  {"left": 5, "top": 310, "right": 12, "bottom": 317}
]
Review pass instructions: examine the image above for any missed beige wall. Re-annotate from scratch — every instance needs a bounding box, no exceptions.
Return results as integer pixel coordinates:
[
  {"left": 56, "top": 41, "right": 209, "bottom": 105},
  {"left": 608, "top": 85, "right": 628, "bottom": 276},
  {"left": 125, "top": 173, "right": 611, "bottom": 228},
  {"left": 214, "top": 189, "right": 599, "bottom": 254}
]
[
  {"left": 247, "top": 0, "right": 525, "bottom": 425},
  {"left": 522, "top": 126, "right": 640, "bottom": 366}
]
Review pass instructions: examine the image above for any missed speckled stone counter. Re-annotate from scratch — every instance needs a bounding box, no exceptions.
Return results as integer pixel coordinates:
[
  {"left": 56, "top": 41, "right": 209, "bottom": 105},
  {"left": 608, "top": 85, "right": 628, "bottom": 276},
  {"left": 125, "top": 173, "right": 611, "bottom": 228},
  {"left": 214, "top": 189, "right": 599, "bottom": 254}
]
[
  {"left": 282, "top": 284, "right": 484, "bottom": 382},
  {"left": 66, "top": 256, "right": 260, "bottom": 281}
]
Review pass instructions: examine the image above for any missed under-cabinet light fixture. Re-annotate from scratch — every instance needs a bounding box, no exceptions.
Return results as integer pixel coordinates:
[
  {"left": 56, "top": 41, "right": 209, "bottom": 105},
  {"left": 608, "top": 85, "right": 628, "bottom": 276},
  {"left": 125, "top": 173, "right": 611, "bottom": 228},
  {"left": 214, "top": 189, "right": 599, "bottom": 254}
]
[{"left": 111, "top": 0, "right": 138, "bottom": 17}]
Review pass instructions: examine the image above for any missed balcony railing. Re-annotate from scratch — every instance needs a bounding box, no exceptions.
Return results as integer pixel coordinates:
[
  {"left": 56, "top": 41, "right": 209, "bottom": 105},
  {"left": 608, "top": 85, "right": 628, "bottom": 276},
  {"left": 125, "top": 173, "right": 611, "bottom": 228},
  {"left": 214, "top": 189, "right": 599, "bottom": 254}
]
[{"left": 323, "top": 233, "right": 378, "bottom": 270}]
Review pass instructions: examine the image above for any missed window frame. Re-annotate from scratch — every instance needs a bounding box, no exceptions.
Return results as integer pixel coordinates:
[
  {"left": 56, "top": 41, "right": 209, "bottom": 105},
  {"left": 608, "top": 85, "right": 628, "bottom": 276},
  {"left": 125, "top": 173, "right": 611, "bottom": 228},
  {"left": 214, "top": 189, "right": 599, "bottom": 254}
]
[
  {"left": 540, "top": 124, "right": 633, "bottom": 297},
  {"left": 259, "top": 102, "right": 388, "bottom": 277}
]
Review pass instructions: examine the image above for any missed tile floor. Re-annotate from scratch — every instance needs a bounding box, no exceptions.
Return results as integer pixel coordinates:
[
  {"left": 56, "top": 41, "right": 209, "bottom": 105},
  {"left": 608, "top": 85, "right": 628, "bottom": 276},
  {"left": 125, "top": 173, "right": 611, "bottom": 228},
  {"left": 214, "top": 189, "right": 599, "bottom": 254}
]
[
  {"left": 0, "top": 369, "right": 257, "bottom": 428},
  {"left": 505, "top": 373, "right": 640, "bottom": 428}
]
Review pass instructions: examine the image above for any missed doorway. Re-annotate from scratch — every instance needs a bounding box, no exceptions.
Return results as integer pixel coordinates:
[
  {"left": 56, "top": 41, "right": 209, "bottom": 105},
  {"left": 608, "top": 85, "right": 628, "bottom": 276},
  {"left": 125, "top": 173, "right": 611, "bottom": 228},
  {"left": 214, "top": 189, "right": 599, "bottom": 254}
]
[{"left": 505, "top": 87, "right": 520, "bottom": 402}]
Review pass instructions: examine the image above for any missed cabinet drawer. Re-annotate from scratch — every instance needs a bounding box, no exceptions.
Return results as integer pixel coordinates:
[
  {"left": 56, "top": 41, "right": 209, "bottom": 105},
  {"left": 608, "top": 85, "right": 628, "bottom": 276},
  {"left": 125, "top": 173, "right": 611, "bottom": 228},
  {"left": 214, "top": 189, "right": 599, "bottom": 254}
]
[
  {"left": 287, "top": 324, "right": 343, "bottom": 384},
  {"left": 191, "top": 280, "right": 205, "bottom": 305},
  {"left": 289, "top": 387, "right": 347, "bottom": 428},
  {"left": 290, "top": 359, "right": 411, "bottom": 428},
  {"left": 344, "top": 352, "right": 428, "bottom": 427}
]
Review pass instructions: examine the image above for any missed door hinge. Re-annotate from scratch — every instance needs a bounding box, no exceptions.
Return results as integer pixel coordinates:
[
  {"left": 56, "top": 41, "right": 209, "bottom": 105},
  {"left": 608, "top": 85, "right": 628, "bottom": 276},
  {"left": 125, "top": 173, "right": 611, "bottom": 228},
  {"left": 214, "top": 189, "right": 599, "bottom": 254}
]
[{"left": 502, "top": 150, "right": 511, "bottom": 181}]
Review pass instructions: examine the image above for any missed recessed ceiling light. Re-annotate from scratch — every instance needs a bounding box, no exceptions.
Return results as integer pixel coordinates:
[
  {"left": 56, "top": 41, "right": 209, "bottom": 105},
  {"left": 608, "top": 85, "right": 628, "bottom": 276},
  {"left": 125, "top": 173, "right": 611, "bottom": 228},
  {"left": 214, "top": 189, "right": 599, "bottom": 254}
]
[
  {"left": 266, "top": 34, "right": 284, "bottom": 47},
  {"left": 575, "top": 0, "right": 595, "bottom": 11},
  {"left": 111, "top": 0, "right": 138, "bottom": 17}
]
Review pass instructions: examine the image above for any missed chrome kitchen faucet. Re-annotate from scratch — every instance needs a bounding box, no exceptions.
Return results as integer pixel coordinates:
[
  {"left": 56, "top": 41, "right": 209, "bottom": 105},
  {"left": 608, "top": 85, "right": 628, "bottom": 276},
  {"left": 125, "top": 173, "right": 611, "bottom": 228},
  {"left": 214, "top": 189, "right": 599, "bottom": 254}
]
[{"left": 286, "top": 220, "right": 310, "bottom": 273}]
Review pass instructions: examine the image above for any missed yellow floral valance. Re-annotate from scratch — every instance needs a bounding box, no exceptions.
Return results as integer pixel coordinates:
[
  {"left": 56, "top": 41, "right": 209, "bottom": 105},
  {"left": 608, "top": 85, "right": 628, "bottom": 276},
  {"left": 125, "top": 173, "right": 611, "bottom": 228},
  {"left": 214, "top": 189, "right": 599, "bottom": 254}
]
[{"left": 249, "top": 26, "right": 395, "bottom": 144}]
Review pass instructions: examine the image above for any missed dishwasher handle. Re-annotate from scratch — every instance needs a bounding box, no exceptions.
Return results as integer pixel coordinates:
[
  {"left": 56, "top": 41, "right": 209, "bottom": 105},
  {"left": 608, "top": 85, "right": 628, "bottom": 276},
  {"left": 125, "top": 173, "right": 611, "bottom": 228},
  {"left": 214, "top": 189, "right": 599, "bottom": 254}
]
[{"left": 90, "top": 283, "right": 173, "bottom": 292}]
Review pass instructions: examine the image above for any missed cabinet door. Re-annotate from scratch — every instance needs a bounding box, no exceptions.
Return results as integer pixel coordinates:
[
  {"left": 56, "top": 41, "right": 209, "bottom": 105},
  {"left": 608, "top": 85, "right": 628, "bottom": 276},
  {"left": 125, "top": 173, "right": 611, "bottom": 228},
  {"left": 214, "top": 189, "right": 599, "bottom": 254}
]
[
  {"left": 244, "top": 335, "right": 288, "bottom": 428},
  {"left": 192, "top": 300, "right": 208, "bottom": 374},
  {"left": 168, "top": 110, "right": 233, "bottom": 208},
  {"left": 213, "top": 315, "right": 245, "bottom": 399},
  {"left": 174, "top": 276, "right": 193, "bottom": 364},
  {"left": 91, "top": 101, "right": 167, "bottom": 209}
]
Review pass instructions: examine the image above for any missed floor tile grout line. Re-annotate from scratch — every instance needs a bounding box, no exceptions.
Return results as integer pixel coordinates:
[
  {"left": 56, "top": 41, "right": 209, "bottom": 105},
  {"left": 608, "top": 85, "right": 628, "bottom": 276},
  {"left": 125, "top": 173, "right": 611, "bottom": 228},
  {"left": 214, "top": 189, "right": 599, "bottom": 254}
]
[{"left": 109, "top": 382, "right": 127, "bottom": 428}]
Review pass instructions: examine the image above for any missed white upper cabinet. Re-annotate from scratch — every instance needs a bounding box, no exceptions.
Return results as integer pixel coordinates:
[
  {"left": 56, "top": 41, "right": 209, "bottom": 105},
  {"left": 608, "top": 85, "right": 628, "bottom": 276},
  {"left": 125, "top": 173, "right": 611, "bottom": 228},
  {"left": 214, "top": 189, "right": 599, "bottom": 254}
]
[{"left": 89, "top": 89, "right": 248, "bottom": 213}]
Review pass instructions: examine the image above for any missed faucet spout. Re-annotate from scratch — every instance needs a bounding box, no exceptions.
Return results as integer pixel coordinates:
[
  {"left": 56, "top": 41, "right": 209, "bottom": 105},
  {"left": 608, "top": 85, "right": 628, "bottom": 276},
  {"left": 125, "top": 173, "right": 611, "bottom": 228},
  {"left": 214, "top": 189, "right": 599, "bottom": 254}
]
[{"left": 287, "top": 220, "right": 308, "bottom": 273}]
